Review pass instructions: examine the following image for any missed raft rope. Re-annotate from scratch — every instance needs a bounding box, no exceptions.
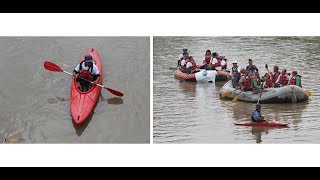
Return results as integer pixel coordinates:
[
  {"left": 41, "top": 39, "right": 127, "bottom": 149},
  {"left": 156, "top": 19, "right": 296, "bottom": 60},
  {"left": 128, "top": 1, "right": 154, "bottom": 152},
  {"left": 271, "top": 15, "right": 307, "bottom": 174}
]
[{"left": 291, "top": 86, "right": 297, "bottom": 103}]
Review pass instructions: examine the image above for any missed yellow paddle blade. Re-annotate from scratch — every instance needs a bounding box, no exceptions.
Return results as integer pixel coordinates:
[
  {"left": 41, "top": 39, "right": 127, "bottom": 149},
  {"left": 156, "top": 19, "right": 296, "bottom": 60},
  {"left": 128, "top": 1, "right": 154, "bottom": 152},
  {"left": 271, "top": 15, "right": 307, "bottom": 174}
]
[
  {"left": 306, "top": 90, "right": 312, "bottom": 97},
  {"left": 220, "top": 91, "right": 232, "bottom": 98},
  {"left": 232, "top": 94, "right": 240, "bottom": 103}
]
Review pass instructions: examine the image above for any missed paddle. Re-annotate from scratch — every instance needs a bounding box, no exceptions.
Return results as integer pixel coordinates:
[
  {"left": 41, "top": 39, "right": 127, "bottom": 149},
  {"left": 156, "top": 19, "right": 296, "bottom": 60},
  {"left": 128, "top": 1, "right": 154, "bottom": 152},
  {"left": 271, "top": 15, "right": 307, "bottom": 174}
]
[
  {"left": 169, "top": 66, "right": 178, "bottom": 75},
  {"left": 44, "top": 61, "right": 124, "bottom": 97},
  {"left": 220, "top": 90, "right": 232, "bottom": 98},
  {"left": 306, "top": 90, "right": 312, "bottom": 97},
  {"left": 231, "top": 90, "right": 242, "bottom": 103}
]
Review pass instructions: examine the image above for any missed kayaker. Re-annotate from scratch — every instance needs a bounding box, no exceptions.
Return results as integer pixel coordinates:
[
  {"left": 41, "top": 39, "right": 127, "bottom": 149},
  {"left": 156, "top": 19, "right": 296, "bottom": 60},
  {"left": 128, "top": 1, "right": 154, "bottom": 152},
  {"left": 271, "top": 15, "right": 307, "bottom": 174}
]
[
  {"left": 73, "top": 54, "right": 101, "bottom": 92},
  {"left": 251, "top": 104, "right": 266, "bottom": 122},
  {"left": 275, "top": 68, "right": 289, "bottom": 87},
  {"left": 246, "top": 59, "right": 259, "bottom": 76},
  {"left": 289, "top": 70, "right": 302, "bottom": 87},
  {"left": 200, "top": 50, "right": 212, "bottom": 69}
]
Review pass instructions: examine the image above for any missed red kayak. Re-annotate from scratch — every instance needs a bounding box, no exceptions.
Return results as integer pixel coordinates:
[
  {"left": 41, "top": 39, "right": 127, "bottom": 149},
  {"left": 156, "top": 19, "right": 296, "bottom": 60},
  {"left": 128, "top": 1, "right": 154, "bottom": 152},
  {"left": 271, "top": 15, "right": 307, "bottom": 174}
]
[
  {"left": 234, "top": 120, "right": 288, "bottom": 127},
  {"left": 70, "top": 48, "right": 103, "bottom": 125}
]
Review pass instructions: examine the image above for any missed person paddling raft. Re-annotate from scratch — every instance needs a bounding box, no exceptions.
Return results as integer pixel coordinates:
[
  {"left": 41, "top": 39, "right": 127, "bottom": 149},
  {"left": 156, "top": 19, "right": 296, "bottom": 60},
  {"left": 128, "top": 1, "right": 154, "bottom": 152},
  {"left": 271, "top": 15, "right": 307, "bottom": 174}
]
[
  {"left": 73, "top": 54, "right": 101, "bottom": 92},
  {"left": 251, "top": 103, "right": 266, "bottom": 122}
]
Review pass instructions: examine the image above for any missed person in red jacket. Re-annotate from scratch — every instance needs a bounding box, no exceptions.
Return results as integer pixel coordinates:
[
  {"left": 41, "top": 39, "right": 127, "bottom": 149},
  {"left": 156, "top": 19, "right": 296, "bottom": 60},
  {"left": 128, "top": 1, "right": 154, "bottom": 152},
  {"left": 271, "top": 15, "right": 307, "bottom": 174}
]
[
  {"left": 289, "top": 70, "right": 302, "bottom": 87},
  {"left": 275, "top": 68, "right": 289, "bottom": 87},
  {"left": 265, "top": 64, "right": 280, "bottom": 86},
  {"left": 186, "top": 56, "right": 198, "bottom": 74},
  {"left": 200, "top": 50, "right": 212, "bottom": 69},
  {"left": 239, "top": 70, "right": 253, "bottom": 91}
]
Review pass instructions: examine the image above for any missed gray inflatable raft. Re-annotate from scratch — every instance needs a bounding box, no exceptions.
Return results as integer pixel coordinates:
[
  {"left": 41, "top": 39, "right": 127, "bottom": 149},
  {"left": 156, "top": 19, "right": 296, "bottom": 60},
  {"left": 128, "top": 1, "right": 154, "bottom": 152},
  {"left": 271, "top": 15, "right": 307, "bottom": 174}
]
[{"left": 219, "top": 80, "right": 309, "bottom": 103}]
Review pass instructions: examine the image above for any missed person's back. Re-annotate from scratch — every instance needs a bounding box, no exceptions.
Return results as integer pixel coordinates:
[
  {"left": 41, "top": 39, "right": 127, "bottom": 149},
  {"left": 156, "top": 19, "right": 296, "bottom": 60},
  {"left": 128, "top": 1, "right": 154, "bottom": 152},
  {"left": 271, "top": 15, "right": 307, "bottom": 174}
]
[{"left": 251, "top": 104, "right": 265, "bottom": 122}]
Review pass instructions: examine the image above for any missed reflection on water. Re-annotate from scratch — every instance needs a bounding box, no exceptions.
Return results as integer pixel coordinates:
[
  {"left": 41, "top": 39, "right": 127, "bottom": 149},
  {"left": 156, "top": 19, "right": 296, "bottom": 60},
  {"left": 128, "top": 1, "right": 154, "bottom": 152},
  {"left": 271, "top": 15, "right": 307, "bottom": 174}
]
[
  {"left": 154, "top": 36, "right": 320, "bottom": 144},
  {"left": 107, "top": 97, "right": 124, "bottom": 105}
]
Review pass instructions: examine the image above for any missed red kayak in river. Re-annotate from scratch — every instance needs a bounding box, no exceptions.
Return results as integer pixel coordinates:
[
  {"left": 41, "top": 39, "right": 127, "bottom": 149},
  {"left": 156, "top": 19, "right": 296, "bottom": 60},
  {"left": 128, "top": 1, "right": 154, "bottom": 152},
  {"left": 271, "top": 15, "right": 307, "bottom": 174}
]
[
  {"left": 234, "top": 120, "right": 289, "bottom": 127},
  {"left": 70, "top": 48, "right": 103, "bottom": 125}
]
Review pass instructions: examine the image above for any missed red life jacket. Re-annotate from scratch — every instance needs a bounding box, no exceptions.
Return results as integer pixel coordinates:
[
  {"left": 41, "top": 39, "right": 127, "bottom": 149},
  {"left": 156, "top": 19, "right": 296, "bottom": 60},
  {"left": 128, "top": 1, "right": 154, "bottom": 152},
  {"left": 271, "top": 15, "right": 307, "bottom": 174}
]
[
  {"left": 279, "top": 75, "right": 288, "bottom": 86},
  {"left": 265, "top": 78, "right": 273, "bottom": 88},
  {"left": 290, "top": 75, "right": 302, "bottom": 87},
  {"left": 242, "top": 75, "right": 252, "bottom": 88},
  {"left": 290, "top": 76, "right": 296, "bottom": 85},
  {"left": 213, "top": 56, "right": 221, "bottom": 68},
  {"left": 256, "top": 78, "right": 262, "bottom": 86},
  {"left": 204, "top": 55, "right": 211, "bottom": 64},
  {"left": 186, "top": 60, "right": 197, "bottom": 71},
  {"left": 79, "top": 69, "right": 93, "bottom": 81}
]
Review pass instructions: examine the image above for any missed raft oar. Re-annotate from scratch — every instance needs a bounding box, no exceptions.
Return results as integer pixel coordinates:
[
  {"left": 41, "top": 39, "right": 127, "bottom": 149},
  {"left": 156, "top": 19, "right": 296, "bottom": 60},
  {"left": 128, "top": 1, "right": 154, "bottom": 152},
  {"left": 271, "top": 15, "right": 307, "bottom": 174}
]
[
  {"left": 232, "top": 92, "right": 241, "bottom": 103},
  {"left": 220, "top": 91, "right": 232, "bottom": 98},
  {"left": 306, "top": 90, "right": 312, "bottom": 97},
  {"left": 44, "top": 61, "right": 124, "bottom": 97}
]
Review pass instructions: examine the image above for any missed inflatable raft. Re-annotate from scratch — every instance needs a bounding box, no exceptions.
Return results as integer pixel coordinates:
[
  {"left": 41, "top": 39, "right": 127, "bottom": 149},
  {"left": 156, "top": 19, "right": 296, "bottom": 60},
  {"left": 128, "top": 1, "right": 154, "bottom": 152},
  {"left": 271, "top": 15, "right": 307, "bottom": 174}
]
[
  {"left": 220, "top": 80, "right": 309, "bottom": 103},
  {"left": 175, "top": 70, "right": 229, "bottom": 82}
]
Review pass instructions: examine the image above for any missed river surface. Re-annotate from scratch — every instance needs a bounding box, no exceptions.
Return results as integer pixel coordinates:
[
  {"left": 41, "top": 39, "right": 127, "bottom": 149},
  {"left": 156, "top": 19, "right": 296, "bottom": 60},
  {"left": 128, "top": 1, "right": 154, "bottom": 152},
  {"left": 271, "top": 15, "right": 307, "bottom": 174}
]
[
  {"left": 0, "top": 37, "right": 150, "bottom": 143},
  {"left": 153, "top": 36, "right": 320, "bottom": 143}
]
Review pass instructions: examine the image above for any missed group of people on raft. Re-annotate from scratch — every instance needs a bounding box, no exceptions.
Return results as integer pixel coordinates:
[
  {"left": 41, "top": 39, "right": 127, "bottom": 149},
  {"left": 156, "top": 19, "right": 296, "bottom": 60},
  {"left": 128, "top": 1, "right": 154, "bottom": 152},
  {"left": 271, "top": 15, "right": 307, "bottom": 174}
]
[
  {"left": 229, "top": 58, "right": 302, "bottom": 91},
  {"left": 177, "top": 48, "right": 302, "bottom": 91},
  {"left": 178, "top": 48, "right": 228, "bottom": 74}
]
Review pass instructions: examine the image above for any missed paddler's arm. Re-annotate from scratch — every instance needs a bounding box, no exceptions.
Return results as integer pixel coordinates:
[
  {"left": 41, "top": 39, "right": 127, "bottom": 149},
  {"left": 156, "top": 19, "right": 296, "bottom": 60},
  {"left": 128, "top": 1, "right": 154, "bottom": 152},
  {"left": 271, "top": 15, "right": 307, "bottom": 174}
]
[
  {"left": 73, "top": 64, "right": 80, "bottom": 77},
  {"left": 92, "top": 74, "right": 101, "bottom": 85},
  {"left": 251, "top": 78, "right": 262, "bottom": 90}
]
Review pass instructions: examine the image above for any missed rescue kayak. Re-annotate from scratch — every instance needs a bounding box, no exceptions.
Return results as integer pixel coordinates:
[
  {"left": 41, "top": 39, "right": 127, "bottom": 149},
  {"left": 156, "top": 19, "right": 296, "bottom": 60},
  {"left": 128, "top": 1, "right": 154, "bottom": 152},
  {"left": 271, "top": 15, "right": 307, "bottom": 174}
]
[
  {"left": 234, "top": 120, "right": 289, "bottom": 127},
  {"left": 70, "top": 48, "right": 103, "bottom": 125},
  {"left": 175, "top": 69, "right": 229, "bottom": 82}
]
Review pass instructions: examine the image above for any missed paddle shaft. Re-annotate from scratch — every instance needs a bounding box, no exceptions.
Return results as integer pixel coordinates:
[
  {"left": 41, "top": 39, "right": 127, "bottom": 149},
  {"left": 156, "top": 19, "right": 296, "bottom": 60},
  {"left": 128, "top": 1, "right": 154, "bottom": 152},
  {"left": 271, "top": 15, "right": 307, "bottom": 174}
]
[
  {"left": 170, "top": 66, "right": 178, "bottom": 75},
  {"left": 63, "top": 70, "right": 107, "bottom": 88}
]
